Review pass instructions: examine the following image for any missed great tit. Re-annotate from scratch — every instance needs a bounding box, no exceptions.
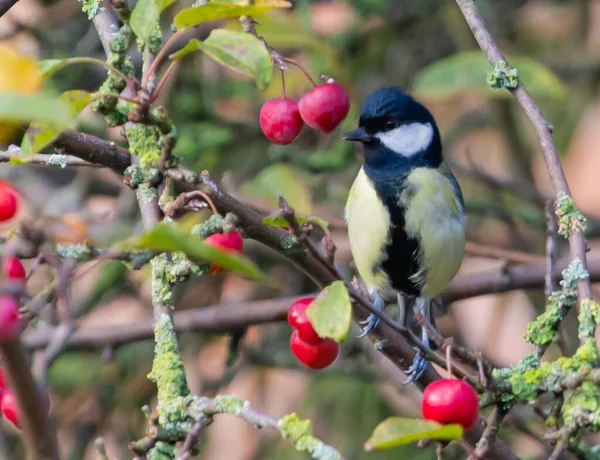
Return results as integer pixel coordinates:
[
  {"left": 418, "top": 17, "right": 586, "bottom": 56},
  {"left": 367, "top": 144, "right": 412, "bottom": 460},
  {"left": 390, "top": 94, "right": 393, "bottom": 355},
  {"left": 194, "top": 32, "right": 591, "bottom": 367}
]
[{"left": 344, "top": 87, "right": 466, "bottom": 381}]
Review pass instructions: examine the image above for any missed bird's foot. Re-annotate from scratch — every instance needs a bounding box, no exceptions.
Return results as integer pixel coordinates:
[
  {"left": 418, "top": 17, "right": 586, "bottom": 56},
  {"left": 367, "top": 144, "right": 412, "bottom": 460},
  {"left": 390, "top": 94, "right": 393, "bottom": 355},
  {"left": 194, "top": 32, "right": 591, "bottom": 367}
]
[
  {"left": 400, "top": 297, "right": 431, "bottom": 384},
  {"left": 358, "top": 293, "right": 385, "bottom": 338},
  {"left": 400, "top": 348, "right": 428, "bottom": 385}
]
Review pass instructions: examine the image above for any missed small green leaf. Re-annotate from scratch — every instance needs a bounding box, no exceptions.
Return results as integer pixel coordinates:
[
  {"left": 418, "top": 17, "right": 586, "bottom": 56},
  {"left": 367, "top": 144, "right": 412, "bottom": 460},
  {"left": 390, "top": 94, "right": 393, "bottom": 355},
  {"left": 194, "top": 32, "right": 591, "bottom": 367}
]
[
  {"left": 413, "top": 51, "right": 566, "bottom": 101},
  {"left": 240, "top": 163, "right": 313, "bottom": 214},
  {"left": 173, "top": 0, "right": 292, "bottom": 29},
  {"left": 365, "top": 417, "right": 463, "bottom": 451},
  {"left": 22, "top": 90, "right": 91, "bottom": 154},
  {"left": 122, "top": 222, "right": 262, "bottom": 280},
  {"left": 306, "top": 280, "right": 351, "bottom": 342},
  {"left": 262, "top": 215, "right": 307, "bottom": 228},
  {"left": 0, "top": 93, "right": 71, "bottom": 125},
  {"left": 39, "top": 59, "right": 64, "bottom": 78},
  {"left": 131, "top": 0, "right": 175, "bottom": 43},
  {"left": 172, "top": 29, "right": 272, "bottom": 89}
]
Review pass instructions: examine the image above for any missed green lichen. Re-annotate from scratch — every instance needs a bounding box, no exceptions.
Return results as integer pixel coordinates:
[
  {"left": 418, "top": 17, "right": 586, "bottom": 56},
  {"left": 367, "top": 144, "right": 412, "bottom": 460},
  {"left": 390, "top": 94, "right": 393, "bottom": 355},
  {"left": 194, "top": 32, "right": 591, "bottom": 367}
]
[
  {"left": 56, "top": 243, "right": 93, "bottom": 261},
  {"left": 281, "top": 235, "right": 300, "bottom": 251},
  {"left": 125, "top": 124, "right": 162, "bottom": 171},
  {"left": 193, "top": 214, "right": 223, "bottom": 237},
  {"left": 151, "top": 253, "right": 206, "bottom": 305},
  {"left": 47, "top": 154, "right": 69, "bottom": 168},
  {"left": 125, "top": 165, "right": 145, "bottom": 189},
  {"left": 147, "top": 441, "right": 177, "bottom": 460},
  {"left": 147, "top": 313, "right": 190, "bottom": 426},
  {"left": 278, "top": 413, "right": 341, "bottom": 460},
  {"left": 91, "top": 24, "right": 135, "bottom": 119},
  {"left": 555, "top": 191, "right": 587, "bottom": 238},
  {"left": 524, "top": 259, "right": 588, "bottom": 345},
  {"left": 138, "top": 183, "right": 158, "bottom": 203},
  {"left": 136, "top": 23, "right": 163, "bottom": 53},
  {"left": 278, "top": 413, "right": 320, "bottom": 454},
  {"left": 213, "top": 395, "right": 245, "bottom": 416},
  {"left": 564, "top": 381, "right": 600, "bottom": 429},
  {"left": 78, "top": 0, "right": 104, "bottom": 19},
  {"left": 486, "top": 60, "right": 519, "bottom": 89},
  {"left": 579, "top": 299, "right": 600, "bottom": 341}
]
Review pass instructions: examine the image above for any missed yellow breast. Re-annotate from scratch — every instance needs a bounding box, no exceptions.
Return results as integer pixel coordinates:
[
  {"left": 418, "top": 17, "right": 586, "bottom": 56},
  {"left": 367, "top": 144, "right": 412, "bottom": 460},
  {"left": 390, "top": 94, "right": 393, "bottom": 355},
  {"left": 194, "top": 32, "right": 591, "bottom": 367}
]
[
  {"left": 401, "top": 166, "right": 466, "bottom": 299},
  {"left": 344, "top": 168, "right": 392, "bottom": 292}
]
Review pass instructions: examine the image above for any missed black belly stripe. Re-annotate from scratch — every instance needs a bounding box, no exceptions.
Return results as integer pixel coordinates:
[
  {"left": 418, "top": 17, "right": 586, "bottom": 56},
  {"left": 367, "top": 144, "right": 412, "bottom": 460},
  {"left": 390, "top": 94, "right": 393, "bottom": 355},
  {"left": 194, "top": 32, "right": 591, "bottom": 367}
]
[
  {"left": 379, "top": 200, "right": 422, "bottom": 296},
  {"left": 365, "top": 168, "right": 423, "bottom": 297}
]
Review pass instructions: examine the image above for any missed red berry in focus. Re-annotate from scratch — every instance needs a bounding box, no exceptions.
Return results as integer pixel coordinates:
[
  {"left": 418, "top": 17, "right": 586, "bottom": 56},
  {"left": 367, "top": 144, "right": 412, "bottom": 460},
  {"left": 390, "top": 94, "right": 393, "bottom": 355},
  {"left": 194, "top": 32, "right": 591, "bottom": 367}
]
[
  {"left": 3, "top": 256, "right": 25, "bottom": 281},
  {"left": 421, "top": 379, "right": 479, "bottom": 430},
  {"left": 0, "top": 181, "right": 17, "bottom": 222},
  {"left": 259, "top": 98, "right": 304, "bottom": 145},
  {"left": 0, "top": 296, "right": 20, "bottom": 342},
  {"left": 287, "top": 296, "right": 322, "bottom": 344},
  {"left": 204, "top": 230, "right": 244, "bottom": 274},
  {"left": 0, "top": 368, "right": 5, "bottom": 394},
  {"left": 290, "top": 330, "right": 338, "bottom": 370},
  {"left": 298, "top": 81, "right": 350, "bottom": 133},
  {"left": 1, "top": 388, "right": 50, "bottom": 429}
]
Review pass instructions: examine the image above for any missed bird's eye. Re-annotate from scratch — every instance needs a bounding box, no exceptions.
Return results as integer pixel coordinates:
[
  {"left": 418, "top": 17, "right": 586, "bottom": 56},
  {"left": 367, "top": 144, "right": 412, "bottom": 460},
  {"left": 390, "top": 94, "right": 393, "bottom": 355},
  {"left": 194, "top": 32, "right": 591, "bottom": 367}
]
[{"left": 383, "top": 120, "right": 398, "bottom": 132}]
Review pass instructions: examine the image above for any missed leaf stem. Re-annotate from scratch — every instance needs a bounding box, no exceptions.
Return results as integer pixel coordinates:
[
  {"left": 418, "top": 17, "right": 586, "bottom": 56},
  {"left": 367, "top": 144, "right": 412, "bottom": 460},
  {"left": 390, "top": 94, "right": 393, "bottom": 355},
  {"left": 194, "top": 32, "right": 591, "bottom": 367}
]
[
  {"left": 149, "top": 61, "right": 180, "bottom": 104},
  {"left": 144, "top": 30, "right": 186, "bottom": 88},
  {"left": 56, "top": 57, "right": 134, "bottom": 87}
]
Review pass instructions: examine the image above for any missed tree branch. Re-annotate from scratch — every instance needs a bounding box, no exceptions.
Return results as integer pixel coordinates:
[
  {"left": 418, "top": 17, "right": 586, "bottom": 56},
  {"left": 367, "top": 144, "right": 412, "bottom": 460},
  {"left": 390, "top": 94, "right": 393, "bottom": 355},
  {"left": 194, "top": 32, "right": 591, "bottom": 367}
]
[
  {"left": 454, "top": 0, "right": 593, "bottom": 303},
  {"left": 0, "top": 0, "right": 18, "bottom": 17}
]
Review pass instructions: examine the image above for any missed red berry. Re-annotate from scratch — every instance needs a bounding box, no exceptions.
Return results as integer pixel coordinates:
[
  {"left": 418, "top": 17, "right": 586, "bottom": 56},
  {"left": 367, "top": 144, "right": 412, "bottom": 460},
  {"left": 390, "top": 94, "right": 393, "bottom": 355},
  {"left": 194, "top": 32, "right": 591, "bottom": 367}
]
[
  {"left": 1, "top": 388, "right": 50, "bottom": 429},
  {"left": 3, "top": 256, "right": 25, "bottom": 281},
  {"left": 259, "top": 98, "right": 304, "bottom": 145},
  {"left": 0, "top": 368, "right": 5, "bottom": 394},
  {"left": 0, "top": 296, "right": 20, "bottom": 342},
  {"left": 204, "top": 230, "right": 244, "bottom": 274},
  {"left": 0, "top": 181, "right": 17, "bottom": 222},
  {"left": 1, "top": 390, "right": 20, "bottom": 428},
  {"left": 421, "top": 379, "right": 479, "bottom": 430},
  {"left": 290, "top": 330, "right": 338, "bottom": 370},
  {"left": 298, "top": 81, "right": 350, "bottom": 133},
  {"left": 287, "top": 296, "right": 322, "bottom": 344}
]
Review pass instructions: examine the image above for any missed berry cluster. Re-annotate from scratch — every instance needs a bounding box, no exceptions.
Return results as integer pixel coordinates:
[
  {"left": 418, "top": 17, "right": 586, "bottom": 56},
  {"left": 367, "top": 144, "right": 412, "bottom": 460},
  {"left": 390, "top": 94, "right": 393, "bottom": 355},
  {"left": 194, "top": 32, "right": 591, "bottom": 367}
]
[
  {"left": 0, "top": 368, "right": 51, "bottom": 429},
  {"left": 287, "top": 297, "right": 339, "bottom": 369},
  {"left": 421, "top": 378, "right": 479, "bottom": 430},
  {"left": 204, "top": 230, "right": 244, "bottom": 274},
  {"left": 260, "top": 80, "right": 350, "bottom": 145},
  {"left": 0, "top": 181, "right": 22, "bottom": 343}
]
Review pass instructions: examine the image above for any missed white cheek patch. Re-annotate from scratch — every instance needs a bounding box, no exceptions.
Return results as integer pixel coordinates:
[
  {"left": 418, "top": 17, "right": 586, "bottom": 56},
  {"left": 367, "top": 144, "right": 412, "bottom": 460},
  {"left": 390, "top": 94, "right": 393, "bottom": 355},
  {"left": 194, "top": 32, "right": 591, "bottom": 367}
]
[{"left": 375, "top": 122, "right": 434, "bottom": 157}]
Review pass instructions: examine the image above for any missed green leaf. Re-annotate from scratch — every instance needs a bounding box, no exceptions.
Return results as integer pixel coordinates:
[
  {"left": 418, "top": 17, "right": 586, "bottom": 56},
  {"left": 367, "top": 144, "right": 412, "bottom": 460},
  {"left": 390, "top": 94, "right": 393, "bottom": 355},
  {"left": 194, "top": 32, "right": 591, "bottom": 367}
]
[
  {"left": 240, "top": 163, "right": 313, "bottom": 214},
  {"left": 22, "top": 90, "right": 91, "bottom": 154},
  {"left": 306, "top": 281, "right": 351, "bottom": 342},
  {"left": 262, "top": 215, "right": 307, "bottom": 228},
  {"left": 171, "top": 30, "right": 272, "bottom": 89},
  {"left": 39, "top": 59, "right": 64, "bottom": 78},
  {"left": 0, "top": 92, "right": 71, "bottom": 125},
  {"left": 173, "top": 0, "right": 292, "bottom": 29},
  {"left": 130, "top": 0, "right": 175, "bottom": 43},
  {"left": 122, "top": 222, "right": 262, "bottom": 280},
  {"left": 413, "top": 51, "right": 566, "bottom": 101},
  {"left": 365, "top": 417, "right": 463, "bottom": 451}
]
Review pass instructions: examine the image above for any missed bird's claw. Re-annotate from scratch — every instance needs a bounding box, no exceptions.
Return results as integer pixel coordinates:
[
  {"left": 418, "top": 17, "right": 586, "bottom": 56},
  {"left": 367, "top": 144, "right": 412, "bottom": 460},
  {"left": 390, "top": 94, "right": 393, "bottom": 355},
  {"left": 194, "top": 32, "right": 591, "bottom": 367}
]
[
  {"left": 358, "top": 314, "right": 380, "bottom": 338},
  {"left": 400, "top": 348, "right": 428, "bottom": 385}
]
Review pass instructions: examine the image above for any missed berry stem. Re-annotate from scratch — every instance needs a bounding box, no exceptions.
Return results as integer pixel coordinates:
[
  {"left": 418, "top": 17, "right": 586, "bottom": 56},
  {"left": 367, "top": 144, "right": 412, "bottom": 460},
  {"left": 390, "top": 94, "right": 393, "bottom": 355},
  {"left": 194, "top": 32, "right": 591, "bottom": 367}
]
[
  {"left": 446, "top": 343, "right": 453, "bottom": 378},
  {"left": 283, "top": 57, "right": 316, "bottom": 87},
  {"left": 149, "top": 60, "right": 180, "bottom": 104},
  {"left": 280, "top": 69, "right": 287, "bottom": 99},
  {"left": 143, "top": 30, "right": 184, "bottom": 88}
]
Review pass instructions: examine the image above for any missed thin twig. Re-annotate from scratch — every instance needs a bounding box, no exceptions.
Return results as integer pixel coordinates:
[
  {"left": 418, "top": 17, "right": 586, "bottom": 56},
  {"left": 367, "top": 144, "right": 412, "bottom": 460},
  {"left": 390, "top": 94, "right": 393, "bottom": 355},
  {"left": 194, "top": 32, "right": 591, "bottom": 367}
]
[
  {"left": 455, "top": 0, "right": 593, "bottom": 304},
  {"left": 468, "top": 406, "right": 504, "bottom": 459},
  {"left": 545, "top": 201, "right": 559, "bottom": 297}
]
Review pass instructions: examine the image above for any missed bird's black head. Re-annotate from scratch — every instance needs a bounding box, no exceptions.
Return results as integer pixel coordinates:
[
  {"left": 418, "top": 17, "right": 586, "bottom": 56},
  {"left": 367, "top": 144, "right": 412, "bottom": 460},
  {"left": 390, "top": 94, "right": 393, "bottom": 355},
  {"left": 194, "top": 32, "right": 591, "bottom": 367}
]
[{"left": 344, "top": 87, "right": 442, "bottom": 172}]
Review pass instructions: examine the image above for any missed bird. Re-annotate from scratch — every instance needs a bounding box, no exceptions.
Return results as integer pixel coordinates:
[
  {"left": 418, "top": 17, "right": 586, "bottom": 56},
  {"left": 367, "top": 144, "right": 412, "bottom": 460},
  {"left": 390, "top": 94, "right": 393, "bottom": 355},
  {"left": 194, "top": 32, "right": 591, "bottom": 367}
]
[{"left": 343, "top": 87, "right": 466, "bottom": 382}]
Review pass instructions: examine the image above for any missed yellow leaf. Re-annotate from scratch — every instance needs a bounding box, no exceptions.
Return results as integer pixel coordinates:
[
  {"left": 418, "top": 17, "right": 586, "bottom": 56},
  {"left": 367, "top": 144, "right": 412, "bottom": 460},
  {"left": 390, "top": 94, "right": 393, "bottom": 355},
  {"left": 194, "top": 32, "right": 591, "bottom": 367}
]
[{"left": 0, "top": 43, "right": 42, "bottom": 143}]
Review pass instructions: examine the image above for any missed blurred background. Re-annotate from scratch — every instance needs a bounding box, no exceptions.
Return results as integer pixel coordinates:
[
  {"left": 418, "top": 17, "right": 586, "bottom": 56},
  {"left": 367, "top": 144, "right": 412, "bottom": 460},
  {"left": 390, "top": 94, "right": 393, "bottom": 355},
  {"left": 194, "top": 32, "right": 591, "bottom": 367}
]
[{"left": 0, "top": 0, "right": 598, "bottom": 458}]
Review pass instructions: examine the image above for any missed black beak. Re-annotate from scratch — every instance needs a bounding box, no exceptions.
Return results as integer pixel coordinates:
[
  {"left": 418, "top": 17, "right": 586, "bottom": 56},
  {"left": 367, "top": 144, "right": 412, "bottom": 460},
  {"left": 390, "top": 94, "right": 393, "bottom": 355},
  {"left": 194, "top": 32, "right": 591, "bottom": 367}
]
[{"left": 343, "top": 127, "right": 375, "bottom": 143}]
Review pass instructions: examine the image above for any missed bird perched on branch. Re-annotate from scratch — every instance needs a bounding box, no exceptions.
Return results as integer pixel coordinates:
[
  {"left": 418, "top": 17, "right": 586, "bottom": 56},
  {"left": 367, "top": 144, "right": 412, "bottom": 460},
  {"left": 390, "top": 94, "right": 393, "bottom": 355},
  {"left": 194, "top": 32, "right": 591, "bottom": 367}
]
[{"left": 344, "top": 87, "right": 466, "bottom": 382}]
